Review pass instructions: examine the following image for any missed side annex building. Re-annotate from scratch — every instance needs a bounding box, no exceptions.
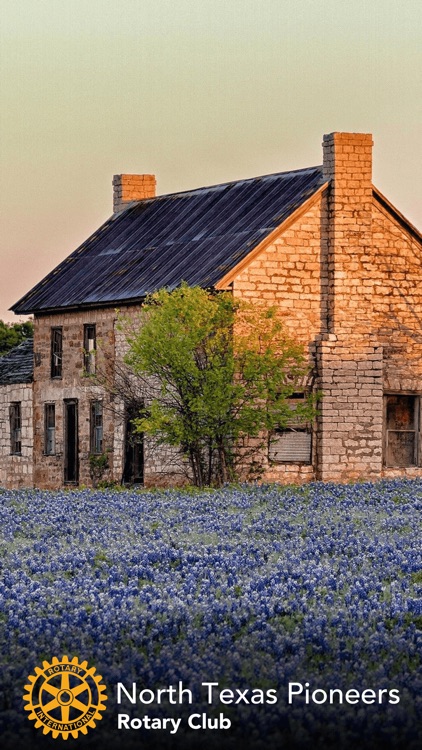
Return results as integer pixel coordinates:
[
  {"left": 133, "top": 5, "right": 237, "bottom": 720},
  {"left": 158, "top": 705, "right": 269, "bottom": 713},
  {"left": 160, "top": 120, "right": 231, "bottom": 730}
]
[{"left": 1, "top": 131, "right": 422, "bottom": 489}]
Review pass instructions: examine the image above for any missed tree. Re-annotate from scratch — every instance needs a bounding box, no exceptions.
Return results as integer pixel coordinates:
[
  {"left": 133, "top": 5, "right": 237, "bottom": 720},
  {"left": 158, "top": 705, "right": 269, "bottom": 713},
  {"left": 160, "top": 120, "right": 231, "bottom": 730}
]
[
  {"left": 0, "top": 320, "right": 34, "bottom": 356},
  {"left": 121, "top": 284, "right": 315, "bottom": 487}
]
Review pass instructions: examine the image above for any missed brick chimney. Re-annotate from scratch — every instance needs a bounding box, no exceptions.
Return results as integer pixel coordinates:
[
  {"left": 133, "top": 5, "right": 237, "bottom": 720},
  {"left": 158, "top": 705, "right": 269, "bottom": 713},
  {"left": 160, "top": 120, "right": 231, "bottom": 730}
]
[
  {"left": 113, "top": 174, "right": 156, "bottom": 213},
  {"left": 322, "top": 132, "right": 373, "bottom": 333}
]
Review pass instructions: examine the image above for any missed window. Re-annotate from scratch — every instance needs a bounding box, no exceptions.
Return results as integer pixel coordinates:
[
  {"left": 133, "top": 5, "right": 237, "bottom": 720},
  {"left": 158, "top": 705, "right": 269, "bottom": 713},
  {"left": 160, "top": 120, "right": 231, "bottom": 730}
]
[
  {"left": 10, "top": 402, "right": 22, "bottom": 454},
  {"left": 83, "top": 324, "right": 96, "bottom": 374},
  {"left": 269, "top": 394, "right": 312, "bottom": 464},
  {"left": 384, "top": 395, "right": 419, "bottom": 467},
  {"left": 51, "top": 327, "right": 63, "bottom": 378},
  {"left": 90, "top": 401, "right": 103, "bottom": 454},
  {"left": 44, "top": 403, "right": 56, "bottom": 455}
]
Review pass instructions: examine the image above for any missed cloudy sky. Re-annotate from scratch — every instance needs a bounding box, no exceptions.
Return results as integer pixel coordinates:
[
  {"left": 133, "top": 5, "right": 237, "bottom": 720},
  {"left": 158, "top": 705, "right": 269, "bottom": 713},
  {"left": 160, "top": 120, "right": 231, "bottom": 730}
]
[{"left": 1, "top": 0, "right": 421, "bottom": 321}]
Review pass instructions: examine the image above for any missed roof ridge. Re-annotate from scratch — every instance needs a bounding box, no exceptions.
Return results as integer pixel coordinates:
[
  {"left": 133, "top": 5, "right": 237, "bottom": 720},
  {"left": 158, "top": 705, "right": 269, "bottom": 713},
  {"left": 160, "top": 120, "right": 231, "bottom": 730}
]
[{"left": 142, "top": 165, "right": 324, "bottom": 202}]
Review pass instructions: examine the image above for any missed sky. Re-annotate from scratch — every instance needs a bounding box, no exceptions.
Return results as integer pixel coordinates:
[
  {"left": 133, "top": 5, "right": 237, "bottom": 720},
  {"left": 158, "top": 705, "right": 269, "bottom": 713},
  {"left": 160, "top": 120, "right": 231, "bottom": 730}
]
[{"left": 0, "top": 0, "right": 421, "bottom": 322}]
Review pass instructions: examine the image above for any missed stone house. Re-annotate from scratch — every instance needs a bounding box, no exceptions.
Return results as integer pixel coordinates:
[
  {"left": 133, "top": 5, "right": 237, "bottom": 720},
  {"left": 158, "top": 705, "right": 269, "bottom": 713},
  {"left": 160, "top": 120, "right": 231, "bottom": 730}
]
[{"left": 2, "top": 131, "right": 422, "bottom": 489}]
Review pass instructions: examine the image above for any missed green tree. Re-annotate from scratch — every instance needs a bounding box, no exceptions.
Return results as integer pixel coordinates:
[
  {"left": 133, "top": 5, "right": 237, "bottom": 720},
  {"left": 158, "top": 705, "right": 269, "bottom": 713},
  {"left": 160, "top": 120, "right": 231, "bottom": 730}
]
[
  {"left": 0, "top": 320, "right": 33, "bottom": 356},
  {"left": 122, "top": 285, "right": 315, "bottom": 487}
]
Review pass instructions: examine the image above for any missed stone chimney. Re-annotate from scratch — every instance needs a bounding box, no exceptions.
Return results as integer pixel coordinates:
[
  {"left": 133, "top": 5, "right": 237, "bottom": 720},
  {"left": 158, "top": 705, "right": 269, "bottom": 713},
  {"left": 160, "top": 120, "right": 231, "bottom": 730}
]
[
  {"left": 323, "top": 131, "right": 373, "bottom": 206},
  {"left": 113, "top": 174, "right": 156, "bottom": 213},
  {"left": 316, "top": 132, "right": 383, "bottom": 484},
  {"left": 322, "top": 132, "right": 373, "bottom": 333}
]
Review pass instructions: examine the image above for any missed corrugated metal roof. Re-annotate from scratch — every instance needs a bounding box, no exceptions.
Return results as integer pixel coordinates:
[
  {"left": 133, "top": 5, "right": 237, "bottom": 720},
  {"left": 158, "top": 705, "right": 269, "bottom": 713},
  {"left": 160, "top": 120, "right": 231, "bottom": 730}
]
[
  {"left": 0, "top": 339, "right": 33, "bottom": 385},
  {"left": 12, "top": 167, "right": 326, "bottom": 314}
]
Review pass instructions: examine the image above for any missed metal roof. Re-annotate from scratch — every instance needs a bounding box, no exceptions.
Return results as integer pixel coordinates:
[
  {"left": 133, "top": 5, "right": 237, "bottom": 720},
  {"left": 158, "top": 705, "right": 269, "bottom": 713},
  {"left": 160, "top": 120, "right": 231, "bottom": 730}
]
[
  {"left": 12, "top": 167, "right": 326, "bottom": 314},
  {"left": 0, "top": 339, "right": 33, "bottom": 385}
]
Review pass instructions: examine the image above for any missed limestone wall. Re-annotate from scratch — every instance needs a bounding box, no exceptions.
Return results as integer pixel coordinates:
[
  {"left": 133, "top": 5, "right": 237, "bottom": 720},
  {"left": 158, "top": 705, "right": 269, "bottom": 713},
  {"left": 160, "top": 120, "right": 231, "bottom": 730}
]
[
  {"left": 233, "top": 193, "right": 328, "bottom": 343},
  {"left": 113, "top": 317, "right": 191, "bottom": 487},
  {"left": 232, "top": 193, "right": 327, "bottom": 483},
  {"left": 32, "top": 309, "right": 116, "bottom": 489},
  {"left": 231, "top": 133, "right": 422, "bottom": 484},
  {"left": 317, "top": 134, "right": 422, "bottom": 481},
  {"left": 0, "top": 382, "right": 33, "bottom": 488}
]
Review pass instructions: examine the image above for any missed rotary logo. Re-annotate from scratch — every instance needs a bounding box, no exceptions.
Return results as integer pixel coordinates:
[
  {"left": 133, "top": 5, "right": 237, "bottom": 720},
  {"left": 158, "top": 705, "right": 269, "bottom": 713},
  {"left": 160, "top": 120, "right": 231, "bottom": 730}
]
[{"left": 23, "top": 655, "right": 107, "bottom": 740}]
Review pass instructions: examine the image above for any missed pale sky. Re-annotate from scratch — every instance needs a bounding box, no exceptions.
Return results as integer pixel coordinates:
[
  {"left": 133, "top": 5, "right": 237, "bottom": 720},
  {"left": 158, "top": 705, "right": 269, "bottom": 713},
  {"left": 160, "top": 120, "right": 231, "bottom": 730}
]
[{"left": 1, "top": 0, "right": 421, "bottom": 322}]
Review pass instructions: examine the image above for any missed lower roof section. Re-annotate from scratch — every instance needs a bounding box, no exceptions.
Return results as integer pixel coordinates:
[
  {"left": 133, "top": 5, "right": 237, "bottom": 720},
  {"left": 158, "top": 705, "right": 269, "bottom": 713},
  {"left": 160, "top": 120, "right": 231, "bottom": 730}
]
[{"left": 0, "top": 339, "right": 33, "bottom": 385}]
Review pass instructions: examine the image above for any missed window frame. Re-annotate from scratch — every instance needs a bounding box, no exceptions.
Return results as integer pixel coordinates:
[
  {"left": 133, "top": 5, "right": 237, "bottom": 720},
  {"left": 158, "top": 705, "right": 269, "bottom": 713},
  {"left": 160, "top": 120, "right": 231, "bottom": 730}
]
[
  {"left": 9, "top": 402, "right": 22, "bottom": 455},
  {"left": 44, "top": 403, "right": 56, "bottom": 455},
  {"left": 51, "top": 327, "right": 63, "bottom": 379},
  {"left": 90, "top": 400, "right": 104, "bottom": 454},
  {"left": 383, "top": 393, "right": 420, "bottom": 468},
  {"left": 83, "top": 324, "right": 96, "bottom": 375}
]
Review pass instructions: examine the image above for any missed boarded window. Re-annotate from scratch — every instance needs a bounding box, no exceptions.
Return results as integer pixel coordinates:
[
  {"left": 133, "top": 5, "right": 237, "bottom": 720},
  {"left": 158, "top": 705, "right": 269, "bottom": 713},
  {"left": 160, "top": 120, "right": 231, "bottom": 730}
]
[
  {"left": 51, "top": 327, "right": 63, "bottom": 378},
  {"left": 90, "top": 401, "right": 103, "bottom": 454},
  {"left": 269, "top": 394, "right": 312, "bottom": 464},
  {"left": 269, "top": 430, "right": 312, "bottom": 463},
  {"left": 44, "top": 403, "right": 56, "bottom": 455},
  {"left": 10, "top": 402, "right": 22, "bottom": 454},
  {"left": 384, "top": 395, "right": 419, "bottom": 467},
  {"left": 83, "top": 324, "right": 96, "bottom": 374}
]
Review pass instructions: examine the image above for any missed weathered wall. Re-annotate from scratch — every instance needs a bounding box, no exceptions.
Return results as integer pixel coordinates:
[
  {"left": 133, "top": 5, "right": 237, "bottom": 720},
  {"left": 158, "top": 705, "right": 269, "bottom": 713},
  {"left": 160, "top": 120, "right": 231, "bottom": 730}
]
[
  {"left": 371, "top": 201, "right": 422, "bottom": 479},
  {"left": 316, "top": 335, "right": 384, "bottom": 482},
  {"left": 370, "top": 201, "right": 422, "bottom": 390},
  {"left": 0, "top": 383, "right": 33, "bottom": 488},
  {"left": 232, "top": 193, "right": 328, "bottom": 342},
  {"left": 232, "top": 192, "right": 327, "bottom": 483},
  {"left": 232, "top": 133, "right": 422, "bottom": 484},
  {"left": 317, "top": 133, "right": 422, "bottom": 482},
  {"left": 32, "top": 309, "right": 116, "bottom": 489},
  {"left": 31, "top": 306, "right": 189, "bottom": 489},
  {"left": 113, "top": 317, "right": 191, "bottom": 487}
]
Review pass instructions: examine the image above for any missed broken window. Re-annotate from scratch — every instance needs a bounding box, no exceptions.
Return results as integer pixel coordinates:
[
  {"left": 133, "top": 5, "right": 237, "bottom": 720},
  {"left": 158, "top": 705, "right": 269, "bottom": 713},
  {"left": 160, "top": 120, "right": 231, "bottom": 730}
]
[
  {"left": 51, "top": 327, "right": 63, "bottom": 378},
  {"left": 90, "top": 401, "right": 103, "bottom": 454},
  {"left": 83, "top": 324, "right": 96, "bottom": 374},
  {"left": 384, "top": 395, "right": 419, "bottom": 467},
  {"left": 269, "top": 394, "right": 312, "bottom": 464},
  {"left": 44, "top": 403, "right": 56, "bottom": 455},
  {"left": 10, "top": 402, "right": 22, "bottom": 455}
]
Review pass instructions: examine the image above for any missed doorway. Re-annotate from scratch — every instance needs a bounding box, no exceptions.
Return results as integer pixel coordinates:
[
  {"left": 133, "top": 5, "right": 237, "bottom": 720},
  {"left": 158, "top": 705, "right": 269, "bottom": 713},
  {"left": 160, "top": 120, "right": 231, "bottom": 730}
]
[
  {"left": 64, "top": 400, "right": 79, "bottom": 484},
  {"left": 123, "top": 404, "right": 144, "bottom": 485}
]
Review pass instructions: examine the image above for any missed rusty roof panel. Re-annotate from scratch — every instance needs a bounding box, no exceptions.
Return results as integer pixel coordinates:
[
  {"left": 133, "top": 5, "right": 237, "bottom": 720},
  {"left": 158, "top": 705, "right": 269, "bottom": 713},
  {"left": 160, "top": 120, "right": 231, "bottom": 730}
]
[{"left": 12, "top": 167, "right": 326, "bottom": 314}]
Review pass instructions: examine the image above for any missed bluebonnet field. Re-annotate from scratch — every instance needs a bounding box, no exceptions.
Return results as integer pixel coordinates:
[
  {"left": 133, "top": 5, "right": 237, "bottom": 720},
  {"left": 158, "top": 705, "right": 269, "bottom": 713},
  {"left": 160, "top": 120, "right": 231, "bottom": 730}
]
[{"left": 0, "top": 480, "right": 421, "bottom": 749}]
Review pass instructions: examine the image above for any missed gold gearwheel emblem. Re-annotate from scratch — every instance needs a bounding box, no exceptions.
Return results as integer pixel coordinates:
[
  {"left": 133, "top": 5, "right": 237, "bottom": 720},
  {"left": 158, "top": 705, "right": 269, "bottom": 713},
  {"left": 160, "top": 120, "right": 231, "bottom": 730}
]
[{"left": 23, "top": 655, "right": 108, "bottom": 740}]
